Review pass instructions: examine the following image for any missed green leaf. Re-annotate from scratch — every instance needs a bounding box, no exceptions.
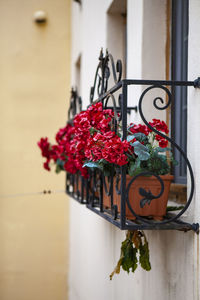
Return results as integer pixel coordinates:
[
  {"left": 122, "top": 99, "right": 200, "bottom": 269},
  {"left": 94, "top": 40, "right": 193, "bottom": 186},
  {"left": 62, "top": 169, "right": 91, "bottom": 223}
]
[
  {"left": 55, "top": 159, "right": 65, "bottom": 173},
  {"left": 127, "top": 135, "right": 136, "bottom": 142},
  {"left": 83, "top": 161, "right": 103, "bottom": 170},
  {"left": 89, "top": 127, "right": 98, "bottom": 135},
  {"left": 128, "top": 124, "right": 134, "bottom": 130},
  {"left": 133, "top": 132, "right": 147, "bottom": 139},
  {"left": 166, "top": 205, "right": 184, "bottom": 212},
  {"left": 98, "top": 159, "right": 107, "bottom": 165},
  {"left": 132, "top": 141, "right": 150, "bottom": 161},
  {"left": 127, "top": 133, "right": 148, "bottom": 143},
  {"left": 132, "top": 132, "right": 148, "bottom": 143},
  {"left": 128, "top": 158, "right": 140, "bottom": 176},
  {"left": 139, "top": 240, "right": 151, "bottom": 271},
  {"left": 55, "top": 165, "right": 62, "bottom": 173},
  {"left": 122, "top": 243, "right": 138, "bottom": 273},
  {"left": 116, "top": 132, "right": 121, "bottom": 138},
  {"left": 154, "top": 147, "right": 171, "bottom": 153}
]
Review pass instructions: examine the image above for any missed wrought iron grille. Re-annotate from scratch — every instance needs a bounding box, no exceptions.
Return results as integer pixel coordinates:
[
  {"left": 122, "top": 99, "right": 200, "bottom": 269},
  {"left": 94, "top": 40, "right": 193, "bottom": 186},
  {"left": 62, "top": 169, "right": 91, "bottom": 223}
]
[{"left": 66, "top": 50, "right": 200, "bottom": 233}]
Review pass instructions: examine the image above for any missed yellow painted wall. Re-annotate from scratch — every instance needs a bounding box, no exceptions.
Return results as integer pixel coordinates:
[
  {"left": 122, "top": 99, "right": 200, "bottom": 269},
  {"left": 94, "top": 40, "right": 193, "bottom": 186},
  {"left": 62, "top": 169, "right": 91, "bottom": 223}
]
[{"left": 0, "top": 0, "right": 71, "bottom": 299}]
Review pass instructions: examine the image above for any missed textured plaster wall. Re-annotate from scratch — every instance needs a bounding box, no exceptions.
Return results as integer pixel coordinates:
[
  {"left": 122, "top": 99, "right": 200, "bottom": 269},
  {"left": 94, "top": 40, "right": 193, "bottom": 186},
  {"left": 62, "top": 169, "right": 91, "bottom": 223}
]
[
  {"left": 0, "top": 0, "right": 71, "bottom": 299},
  {"left": 69, "top": 0, "right": 200, "bottom": 300}
]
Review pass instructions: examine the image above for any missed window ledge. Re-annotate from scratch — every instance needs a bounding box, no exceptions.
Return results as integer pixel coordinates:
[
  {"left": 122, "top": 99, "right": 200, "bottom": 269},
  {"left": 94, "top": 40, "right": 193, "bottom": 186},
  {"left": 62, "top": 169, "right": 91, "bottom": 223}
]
[{"left": 169, "top": 183, "right": 187, "bottom": 204}]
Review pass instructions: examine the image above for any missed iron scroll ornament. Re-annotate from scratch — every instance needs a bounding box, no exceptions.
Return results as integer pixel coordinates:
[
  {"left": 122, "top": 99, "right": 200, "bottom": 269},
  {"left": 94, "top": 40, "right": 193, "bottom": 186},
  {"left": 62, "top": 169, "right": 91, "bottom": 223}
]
[
  {"left": 125, "top": 84, "right": 195, "bottom": 225},
  {"left": 68, "top": 88, "right": 82, "bottom": 120},
  {"left": 90, "top": 49, "right": 122, "bottom": 103}
]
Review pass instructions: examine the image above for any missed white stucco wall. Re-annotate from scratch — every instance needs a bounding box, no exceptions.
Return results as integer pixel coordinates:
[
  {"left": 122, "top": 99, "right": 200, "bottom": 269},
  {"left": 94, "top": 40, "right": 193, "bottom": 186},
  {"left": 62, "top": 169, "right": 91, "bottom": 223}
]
[{"left": 69, "top": 1, "right": 200, "bottom": 299}]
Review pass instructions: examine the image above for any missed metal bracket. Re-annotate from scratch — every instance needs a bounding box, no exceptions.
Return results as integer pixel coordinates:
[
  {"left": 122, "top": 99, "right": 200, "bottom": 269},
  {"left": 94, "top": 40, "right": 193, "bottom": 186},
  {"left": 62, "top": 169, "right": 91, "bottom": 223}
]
[{"left": 194, "top": 77, "right": 200, "bottom": 88}]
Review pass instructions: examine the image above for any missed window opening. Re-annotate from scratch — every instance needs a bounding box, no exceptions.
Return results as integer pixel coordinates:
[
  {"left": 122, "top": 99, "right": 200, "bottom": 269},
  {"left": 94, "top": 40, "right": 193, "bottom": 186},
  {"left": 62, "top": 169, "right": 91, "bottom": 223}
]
[{"left": 171, "top": 0, "right": 188, "bottom": 184}]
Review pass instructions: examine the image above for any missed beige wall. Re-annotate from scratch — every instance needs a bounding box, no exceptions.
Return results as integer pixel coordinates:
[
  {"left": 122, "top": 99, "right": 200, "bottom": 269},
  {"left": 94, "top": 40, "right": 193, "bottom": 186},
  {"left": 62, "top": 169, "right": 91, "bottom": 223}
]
[{"left": 0, "top": 0, "right": 70, "bottom": 299}]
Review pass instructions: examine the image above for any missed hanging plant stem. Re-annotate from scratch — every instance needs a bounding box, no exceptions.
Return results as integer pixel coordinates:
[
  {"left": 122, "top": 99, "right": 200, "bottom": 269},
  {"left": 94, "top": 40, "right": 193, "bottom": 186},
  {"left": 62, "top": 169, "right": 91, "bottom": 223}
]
[{"left": 110, "top": 230, "right": 151, "bottom": 280}]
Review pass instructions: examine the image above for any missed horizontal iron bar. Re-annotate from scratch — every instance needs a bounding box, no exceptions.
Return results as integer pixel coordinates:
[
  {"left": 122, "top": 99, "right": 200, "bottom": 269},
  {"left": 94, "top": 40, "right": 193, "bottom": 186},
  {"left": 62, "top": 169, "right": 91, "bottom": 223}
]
[
  {"left": 86, "top": 204, "right": 123, "bottom": 229},
  {"left": 91, "top": 78, "right": 200, "bottom": 105},
  {"left": 122, "top": 78, "right": 200, "bottom": 88},
  {"left": 86, "top": 203, "right": 199, "bottom": 232},
  {"left": 66, "top": 191, "right": 87, "bottom": 204},
  {"left": 106, "top": 106, "right": 137, "bottom": 112},
  {"left": 124, "top": 219, "right": 199, "bottom": 232}
]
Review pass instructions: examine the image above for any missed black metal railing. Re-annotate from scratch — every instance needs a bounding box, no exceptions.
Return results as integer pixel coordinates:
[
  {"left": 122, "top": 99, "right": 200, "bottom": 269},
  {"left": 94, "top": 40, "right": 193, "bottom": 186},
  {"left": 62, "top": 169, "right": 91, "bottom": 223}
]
[{"left": 66, "top": 50, "right": 200, "bottom": 233}]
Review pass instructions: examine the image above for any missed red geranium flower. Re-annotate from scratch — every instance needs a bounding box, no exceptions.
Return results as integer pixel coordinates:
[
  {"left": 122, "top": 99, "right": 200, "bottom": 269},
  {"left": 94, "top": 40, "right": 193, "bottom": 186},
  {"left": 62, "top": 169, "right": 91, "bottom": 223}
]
[
  {"left": 158, "top": 139, "right": 168, "bottom": 148},
  {"left": 129, "top": 123, "right": 151, "bottom": 136},
  {"left": 149, "top": 119, "right": 169, "bottom": 134}
]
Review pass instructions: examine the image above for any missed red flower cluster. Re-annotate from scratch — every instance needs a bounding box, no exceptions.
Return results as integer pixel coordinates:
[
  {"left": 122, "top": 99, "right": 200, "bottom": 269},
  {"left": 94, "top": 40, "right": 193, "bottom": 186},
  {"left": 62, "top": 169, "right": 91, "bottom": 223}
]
[
  {"left": 149, "top": 118, "right": 169, "bottom": 134},
  {"left": 38, "top": 100, "right": 170, "bottom": 177},
  {"left": 38, "top": 123, "right": 76, "bottom": 172},
  {"left": 129, "top": 123, "right": 151, "bottom": 136},
  {"left": 73, "top": 102, "right": 114, "bottom": 134},
  {"left": 38, "top": 137, "right": 52, "bottom": 171},
  {"left": 154, "top": 133, "right": 168, "bottom": 148},
  {"left": 128, "top": 119, "right": 169, "bottom": 148},
  {"left": 149, "top": 119, "right": 169, "bottom": 148},
  {"left": 71, "top": 102, "right": 122, "bottom": 174},
  {"left": 85, "top": 131, "right": 129, "bottom": 166},
  {"left": 38, "top": 102, "right": 117, "bottom": 177}
]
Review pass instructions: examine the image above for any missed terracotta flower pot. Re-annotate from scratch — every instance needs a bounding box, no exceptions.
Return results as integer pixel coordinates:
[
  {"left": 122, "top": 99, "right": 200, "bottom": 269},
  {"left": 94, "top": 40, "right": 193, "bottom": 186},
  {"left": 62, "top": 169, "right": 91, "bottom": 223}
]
[
  {"left": 73, "top": 174, "right": 87, "bottom": 198},
  {"left": 103, "top": 175, "right": 173, "bottom": 220},
  {"left": 73, "top": 174, "right": 99, "bottom": 201},
  {"left": 103, "top": 177, "right": 113, "bottom": 209}
]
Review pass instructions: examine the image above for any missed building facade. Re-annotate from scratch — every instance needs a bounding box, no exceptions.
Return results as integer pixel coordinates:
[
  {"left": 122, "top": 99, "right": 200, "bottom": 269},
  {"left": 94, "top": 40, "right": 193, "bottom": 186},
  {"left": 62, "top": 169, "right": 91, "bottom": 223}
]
[{"left": 69, "top": 1, "right": 200, "bottom": 300}]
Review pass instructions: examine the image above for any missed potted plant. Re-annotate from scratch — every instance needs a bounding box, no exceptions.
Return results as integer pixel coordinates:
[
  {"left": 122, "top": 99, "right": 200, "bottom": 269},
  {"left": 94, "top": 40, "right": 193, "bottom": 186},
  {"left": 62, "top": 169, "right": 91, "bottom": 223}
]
[
  {"left": 38, "top": 100, "right": 176, "bottom": 220},
  {"left": 37, "top": 101, "right": 116, "bottom": 195},
  {"left": 38, "top": 101, "right": 153, "bottom": 279},
  {"left": 83, "top": 115, "right": 177, "bottom": 220}
]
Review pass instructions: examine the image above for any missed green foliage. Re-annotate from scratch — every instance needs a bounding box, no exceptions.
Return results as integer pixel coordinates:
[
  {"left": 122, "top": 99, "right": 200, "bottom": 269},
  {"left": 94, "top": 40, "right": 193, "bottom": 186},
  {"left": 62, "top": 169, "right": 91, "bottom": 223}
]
[
  {"left": 89, "top": 127, "right": 98, "bottom": 135},
  {"left": 83, "top": 159, "right": 115, "bottom": 176},
  {"left": 146, "top": 152, "right": 170, "bottom": 175},
  {"left": 166, "top": 205, "right": 184, "bottom": 212},
  {"left": 139, "top": 239, "right": 151, "bottom": 271},
  {"left": 83, "top": 161, "right": 103, "bottom": 170},
  {"left": 55, "top": 159, "right": 65, "bottom": 173},
  {"left": 125, "top": 129, "right": 177, "bottom": 176},
  {"left": 110, "top": 230, "right": 151, "bottom": 280},
  {"left": 85, "top": 125, "right": 177, "bottom": 177},
  {"left": 121, "top": 240, "right": 138, "bottom": 273},
  {"left": 154, "top": 147, "right": 171, "bottom": 153},
  {"left": 128, "top": 158, "right": 141, "bottom": 176},
  {"left": 132, "top": 141, "right": 150, "bottom": 161},
  {"left": 131, "top": 132, "right": 149, "bottom": 144}
]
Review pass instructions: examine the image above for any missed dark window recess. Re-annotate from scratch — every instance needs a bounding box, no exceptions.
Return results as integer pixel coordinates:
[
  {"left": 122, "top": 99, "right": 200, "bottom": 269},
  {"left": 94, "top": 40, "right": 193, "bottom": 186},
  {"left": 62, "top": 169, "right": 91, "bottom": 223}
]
[{"left": 171, "top": 0, "right": 188, "bottom": 184}]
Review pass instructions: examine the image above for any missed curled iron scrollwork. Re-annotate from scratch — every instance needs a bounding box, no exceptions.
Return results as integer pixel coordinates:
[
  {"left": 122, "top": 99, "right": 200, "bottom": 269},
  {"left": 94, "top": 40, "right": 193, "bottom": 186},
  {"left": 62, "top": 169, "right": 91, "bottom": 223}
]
[
  {"left": 68, "top": 88, "right": 82, "bottom": 120},
  {"left": 90, "top": 49, "right": 122, "bottom": 103},
  {"left": 66, "top": 50, "right": 199, "bottom": 232},
  {"left": 125, "top": 84, "right": 194, "bottom": 224},
  {"left": 104, "top": 93, "right": 121, "bottom": 133},
  {"left": 125, "top": 172, "right": 165, "bottom": 222}
]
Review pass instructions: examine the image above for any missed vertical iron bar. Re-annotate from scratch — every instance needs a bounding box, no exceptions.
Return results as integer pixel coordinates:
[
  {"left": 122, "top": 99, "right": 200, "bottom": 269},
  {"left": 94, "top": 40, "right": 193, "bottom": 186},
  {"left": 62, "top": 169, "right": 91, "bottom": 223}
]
[
  {"left": 110, "top": 172, "right": 113, "bottom": 209},
  {"left": 120, "top": 81, "right": 128, "bottom": 229},
  {"left": 86, "top": 176, "right": 90, "bottom": 204},
  {"left": 72, "top": 174, "right": 75, "bottom": 196},
  {"left": 76, "top": 173, "right": 79, "bottom": 200},
  {"left": 66, "top": 173, "right": 69, "bottom": 193},
  {"left": 100, "top": 173, "right": 103, "bottom": 212},
  {"left": 81, "top": 176, "right": 84, "bottom": 203}
]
